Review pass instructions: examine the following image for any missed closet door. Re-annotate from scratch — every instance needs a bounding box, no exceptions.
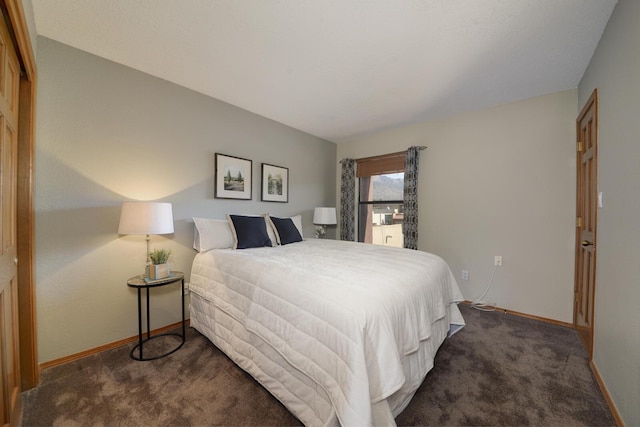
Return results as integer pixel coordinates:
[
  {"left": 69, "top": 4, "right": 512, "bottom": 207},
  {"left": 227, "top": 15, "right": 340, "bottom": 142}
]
[{"left": 0, "top": 7, "right": 22, "bottom": 424}]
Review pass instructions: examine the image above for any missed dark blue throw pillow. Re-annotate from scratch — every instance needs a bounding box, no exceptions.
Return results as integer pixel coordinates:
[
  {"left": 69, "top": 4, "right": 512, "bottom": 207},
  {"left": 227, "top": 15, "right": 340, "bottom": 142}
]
[
  {"left": 269, "top": 216, "right": 303, "bottom": 245},
  {"left": 227, "top": 215, "right": 273, "bottom": 249}
]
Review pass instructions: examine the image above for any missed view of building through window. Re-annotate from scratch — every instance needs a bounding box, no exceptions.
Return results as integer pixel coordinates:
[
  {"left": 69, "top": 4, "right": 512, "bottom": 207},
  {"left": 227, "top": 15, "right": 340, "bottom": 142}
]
[{"left": 359, "top": 172, "right": 404, "bottom": 247}]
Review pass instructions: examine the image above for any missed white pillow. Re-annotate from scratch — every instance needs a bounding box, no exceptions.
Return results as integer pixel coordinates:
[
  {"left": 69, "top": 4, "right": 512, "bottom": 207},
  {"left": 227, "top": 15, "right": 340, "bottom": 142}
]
[
  {"left": 290, "top": 214, "right": 304, "bottom": 238},
  {"left": 193, "top": 218, "right": 235, "bottom": 251},
  {"left": 193, "top": 215, "right": 280, "bottom": 252}
]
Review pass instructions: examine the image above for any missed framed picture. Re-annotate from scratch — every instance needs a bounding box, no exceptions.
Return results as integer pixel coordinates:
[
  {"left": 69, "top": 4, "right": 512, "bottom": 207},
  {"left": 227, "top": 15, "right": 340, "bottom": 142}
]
[
  {"left": 215, "top": 153, "right": 252, "bottom": 200},
  {"left": 261, "top": 163, "right": 289, "bottom": 203}
]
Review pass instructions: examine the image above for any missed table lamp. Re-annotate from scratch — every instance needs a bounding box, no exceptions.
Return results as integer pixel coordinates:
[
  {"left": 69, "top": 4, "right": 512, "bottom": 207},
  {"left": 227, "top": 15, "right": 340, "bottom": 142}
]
[
  {"left": 313, "top": 207, "right": 337, "bottom": 238},
  {"left": 118, "top": 202, "right": 174, "bottom": 276}
]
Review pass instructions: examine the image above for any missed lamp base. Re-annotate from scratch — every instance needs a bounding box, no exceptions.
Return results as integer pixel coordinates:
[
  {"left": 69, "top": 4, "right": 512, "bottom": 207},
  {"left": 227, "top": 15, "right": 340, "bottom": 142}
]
[
  {"left": 144, "top": 234, "right": 151, "bottom": 277},
  {"left": 314, "top": 225, "right": 327, "bottom": 239}
]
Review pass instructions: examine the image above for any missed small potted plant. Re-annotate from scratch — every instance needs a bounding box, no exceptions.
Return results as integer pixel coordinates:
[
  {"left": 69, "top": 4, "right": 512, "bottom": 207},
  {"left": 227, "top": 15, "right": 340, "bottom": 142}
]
[{"left": 149, "top": 248, "right": 171, "bottom": 279}]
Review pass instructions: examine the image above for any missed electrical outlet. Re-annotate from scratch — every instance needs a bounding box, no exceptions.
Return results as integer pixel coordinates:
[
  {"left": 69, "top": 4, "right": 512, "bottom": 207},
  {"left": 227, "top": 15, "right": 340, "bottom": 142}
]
[
  {"left": 494, "top": 256, "right": 503, "bottom": 267},
  {"left": 182, "top": 282, "right": 190, "bottom": 295},
  {"left": 461, "top": 270, "right": 469, "bottom": 280}
]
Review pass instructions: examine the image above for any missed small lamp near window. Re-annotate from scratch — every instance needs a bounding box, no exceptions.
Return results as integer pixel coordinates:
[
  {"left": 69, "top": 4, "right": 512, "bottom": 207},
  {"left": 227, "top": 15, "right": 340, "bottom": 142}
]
[
  {"left": 313, "top": 207, "right": 337, "bottom": 239},
  {"left": 118, "top": 202, "right": 174, "bottom": 277}
]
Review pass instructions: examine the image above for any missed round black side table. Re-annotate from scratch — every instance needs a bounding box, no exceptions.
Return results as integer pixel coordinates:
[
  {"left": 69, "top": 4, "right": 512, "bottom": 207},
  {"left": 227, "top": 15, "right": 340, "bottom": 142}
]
[{"left": 127, "top": 271, "right": 185, "bottom": 361}]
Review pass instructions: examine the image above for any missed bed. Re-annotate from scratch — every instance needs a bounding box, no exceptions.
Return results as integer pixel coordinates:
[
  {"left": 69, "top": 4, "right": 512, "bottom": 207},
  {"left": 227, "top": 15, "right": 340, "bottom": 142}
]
[{"left": 188, "top": 215, "right": 465, "bottom": 426}]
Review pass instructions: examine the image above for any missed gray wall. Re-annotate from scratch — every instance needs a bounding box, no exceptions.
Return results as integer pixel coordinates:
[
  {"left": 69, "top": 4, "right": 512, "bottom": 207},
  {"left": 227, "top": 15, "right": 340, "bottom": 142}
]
[
  {"left": 35, "top": 37, "right": 336, "bottom": 363},
  {"left": 338, "top": 89, "right": 578, "bottom": 323},
  {"left": 578, "top": 0, "right": 640, "bottom": 424}
]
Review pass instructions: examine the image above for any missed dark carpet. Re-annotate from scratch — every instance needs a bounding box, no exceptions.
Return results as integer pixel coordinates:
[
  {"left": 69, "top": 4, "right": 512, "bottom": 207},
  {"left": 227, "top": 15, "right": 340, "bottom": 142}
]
[{"left": 21, "top": 304, "right": 615, "bottom": 426}]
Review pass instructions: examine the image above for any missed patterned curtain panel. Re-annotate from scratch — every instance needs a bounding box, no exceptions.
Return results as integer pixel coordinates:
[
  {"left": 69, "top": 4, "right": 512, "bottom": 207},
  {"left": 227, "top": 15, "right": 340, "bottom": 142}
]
[
  {"left": 339, "top": 158, "right": 356, "bottom": 241},
  {"left": 403, "top": 146, "right": 425, "bottom": 250}
]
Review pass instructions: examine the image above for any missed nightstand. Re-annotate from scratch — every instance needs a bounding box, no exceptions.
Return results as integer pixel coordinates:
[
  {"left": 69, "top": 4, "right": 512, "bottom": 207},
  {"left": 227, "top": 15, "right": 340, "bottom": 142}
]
[{"left": 127, "top": 271, "right": 185, "bottom": 361}]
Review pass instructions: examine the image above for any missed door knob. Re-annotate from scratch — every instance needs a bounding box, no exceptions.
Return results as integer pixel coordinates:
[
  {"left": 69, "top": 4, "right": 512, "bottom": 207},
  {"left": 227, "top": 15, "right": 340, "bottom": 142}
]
[{"left": 581, "top": 240, "right": 594, "bottom": 247}]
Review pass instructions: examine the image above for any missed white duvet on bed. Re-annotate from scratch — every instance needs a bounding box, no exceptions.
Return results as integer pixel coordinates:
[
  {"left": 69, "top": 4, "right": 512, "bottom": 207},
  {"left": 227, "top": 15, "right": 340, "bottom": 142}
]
[{"left": 189, "top": 239, "right": 464, "bottom": 426}]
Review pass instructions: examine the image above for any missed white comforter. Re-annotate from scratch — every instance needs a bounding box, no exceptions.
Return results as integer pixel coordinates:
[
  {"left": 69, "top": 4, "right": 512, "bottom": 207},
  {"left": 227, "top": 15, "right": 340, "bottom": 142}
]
[{"left": 190, "top": 239, "right": 464, "bottom": 426}]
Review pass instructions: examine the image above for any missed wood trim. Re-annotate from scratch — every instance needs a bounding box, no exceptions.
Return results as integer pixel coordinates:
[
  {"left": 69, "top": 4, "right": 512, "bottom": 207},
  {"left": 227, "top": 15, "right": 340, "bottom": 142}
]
[
  {"left": 462, "top": 301, "right": 573, "bottom": 328},
  {"left": 590, "top": 359, "right": 624, "bottom": 426},
  {"left": 39, "top": 320, "right": 191, "bottom": 370},
  {"left": 10, "top": 396, "right": 21, "bottom": 427},
  {"left": 16, "top": 75, "right": 36, "bottom": 389},
  {"left": 2, "top": 0, "right": 36, "bottom": 79},
  {"left": 356, "top": 151, "right": 406, "bottom": 177},
  {"left": 0, "top": 0, "right": 37, "bottom": 390},
  {"left": 356, "top": 150, "right": 407, "bottom": 163}
]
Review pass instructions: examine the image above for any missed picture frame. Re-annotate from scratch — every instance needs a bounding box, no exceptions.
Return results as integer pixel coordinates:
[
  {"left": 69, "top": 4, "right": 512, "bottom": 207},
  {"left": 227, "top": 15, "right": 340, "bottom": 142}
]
[
  {"left": 215, "top": 153, "right": 252, "bottom": 200},
  {"left": 261, "top": 163, "right": 289, "bottom": 203}
]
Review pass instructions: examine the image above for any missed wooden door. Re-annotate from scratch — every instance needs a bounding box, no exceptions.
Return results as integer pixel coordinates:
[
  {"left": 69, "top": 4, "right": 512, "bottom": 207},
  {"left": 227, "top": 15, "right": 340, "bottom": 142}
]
[
  {"left": 574, "top": 89, "right": 598, "bottom": 358},
  {"left": 0, "top": 8, "right": 22, "bottom": 425}
]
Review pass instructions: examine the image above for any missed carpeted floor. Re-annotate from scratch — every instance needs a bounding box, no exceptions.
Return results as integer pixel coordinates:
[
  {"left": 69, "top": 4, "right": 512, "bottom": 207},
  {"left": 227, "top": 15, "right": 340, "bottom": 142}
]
[{"left": 21, "top": 304, "right": 615, "bottom": 426}]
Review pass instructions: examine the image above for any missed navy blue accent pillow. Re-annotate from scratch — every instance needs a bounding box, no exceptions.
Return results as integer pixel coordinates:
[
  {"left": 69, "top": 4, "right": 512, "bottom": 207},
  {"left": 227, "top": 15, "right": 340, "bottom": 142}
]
[
  {"left": 227, "top": 215, "right": 273, "bottom": 249},
  {"left": 269, "top": 216, "right": 303, "bottom": 245}
]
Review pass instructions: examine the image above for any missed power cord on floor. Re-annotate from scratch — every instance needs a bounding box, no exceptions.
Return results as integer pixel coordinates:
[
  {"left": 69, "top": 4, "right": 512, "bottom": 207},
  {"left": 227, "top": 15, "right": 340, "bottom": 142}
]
[{"left": 471, "top": 264, "right": 498, "bottom": 312}]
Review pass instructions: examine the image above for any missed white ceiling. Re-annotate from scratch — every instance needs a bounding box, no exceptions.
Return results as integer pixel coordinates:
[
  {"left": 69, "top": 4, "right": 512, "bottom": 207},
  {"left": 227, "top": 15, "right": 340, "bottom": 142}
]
[{"left": 31, "top": 0, "right": 617, "bottom": 143}]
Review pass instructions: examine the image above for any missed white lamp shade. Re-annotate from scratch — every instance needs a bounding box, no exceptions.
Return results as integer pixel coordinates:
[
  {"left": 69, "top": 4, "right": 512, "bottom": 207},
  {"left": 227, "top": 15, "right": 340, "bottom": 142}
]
[
  {"left": 313, "top": 207, "right": 337, "bottom": 225},
  {"left": 118, "top": 202, "right": 174, "bottom": 235}
]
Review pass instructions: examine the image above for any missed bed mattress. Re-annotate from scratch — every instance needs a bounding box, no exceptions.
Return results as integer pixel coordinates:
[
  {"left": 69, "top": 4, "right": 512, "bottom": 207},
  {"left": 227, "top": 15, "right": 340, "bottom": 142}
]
[{"left": 189, "top": 239, "right": 464, "bottom": 426}]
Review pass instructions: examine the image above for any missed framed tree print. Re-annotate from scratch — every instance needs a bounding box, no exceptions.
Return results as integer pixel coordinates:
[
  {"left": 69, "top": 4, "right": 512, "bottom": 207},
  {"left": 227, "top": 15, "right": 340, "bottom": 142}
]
[
  {"left": 215, "top": 153, "right": 252, "bottom": 200},
  {"left": 261, "top": 163, "right": 289, "bottom": 203}
]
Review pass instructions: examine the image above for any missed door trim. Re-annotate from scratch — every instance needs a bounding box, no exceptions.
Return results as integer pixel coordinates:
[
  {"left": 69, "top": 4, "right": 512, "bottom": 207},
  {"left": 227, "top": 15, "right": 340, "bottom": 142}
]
[{"left": 1, "top": 0, "right": 38, "bottom": 390}]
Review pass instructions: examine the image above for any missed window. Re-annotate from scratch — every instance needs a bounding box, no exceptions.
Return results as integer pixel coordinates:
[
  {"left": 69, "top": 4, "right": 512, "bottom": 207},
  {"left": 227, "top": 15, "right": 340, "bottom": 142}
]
[{"left": 357, "top": 152, "right": 405, "bottom": 247}]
